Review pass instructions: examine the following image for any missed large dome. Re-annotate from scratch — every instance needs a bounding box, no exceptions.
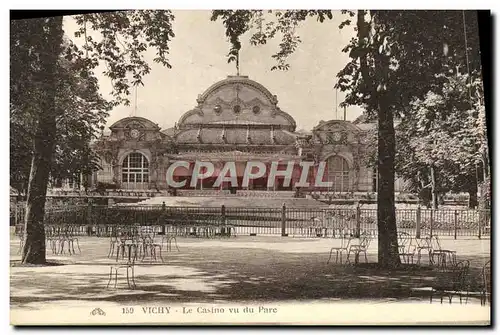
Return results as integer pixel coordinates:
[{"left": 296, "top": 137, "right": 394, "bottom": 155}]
[{"left": 177, "top": 75, "right": 297, "bottom": 131}]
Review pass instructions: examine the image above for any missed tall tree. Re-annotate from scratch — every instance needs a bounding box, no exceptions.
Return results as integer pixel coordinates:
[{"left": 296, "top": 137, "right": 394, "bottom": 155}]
[
  {"left": 11, "top": 11, "right": 175, "bottom": 264},
  {"left": 396, "top": 73, "right": 486, "bottom": 209},
  {"left": 212, "top": 10, "right": 486, "bottom": 268},
  {"left": 11, "top": 45, "right": 111, "bottom": 196}
]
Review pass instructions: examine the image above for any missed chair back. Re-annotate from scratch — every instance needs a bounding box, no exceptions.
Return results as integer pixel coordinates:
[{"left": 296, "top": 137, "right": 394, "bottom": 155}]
[
  {"left": 139, "top": 226, "right": 155, "bottom": 240},
  {"left": 431, "top": 235, "right": 443, "bottom": 251},
  {"left": 310, "top": 217, "right": 320, "bottom": 228},
  {"left": 416, "top": 236, "right": 432, "bottom": 249},
  {"left": 339, "top": 234, "right": 353, "bottom": 249},
  {"left": 116, "top": 241, "right": 138, "bottom": 265},
  {"left": 359, "top": 233, "right": 372, "bottom": 250},
  {"left": 398, "top": 232, "right": 411, "bottom": 247}
]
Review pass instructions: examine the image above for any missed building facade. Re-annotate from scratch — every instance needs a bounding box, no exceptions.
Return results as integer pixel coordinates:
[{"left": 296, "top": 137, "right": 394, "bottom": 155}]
[{"left": 91, "top": 75, "right": 398, "bottom": 193}]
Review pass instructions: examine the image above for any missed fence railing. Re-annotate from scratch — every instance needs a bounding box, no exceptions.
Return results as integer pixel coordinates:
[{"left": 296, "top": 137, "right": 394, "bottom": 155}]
[{"left": 12, "top": 204, "right": 491, "bottom": 239}]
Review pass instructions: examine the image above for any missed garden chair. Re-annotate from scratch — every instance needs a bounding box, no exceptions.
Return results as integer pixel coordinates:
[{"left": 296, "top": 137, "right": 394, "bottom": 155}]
[
  {"left": 54, "top": 226, "right": 78, "bottom": 255},
  {"left": 107, "top": 233, "right": 120, "bottom": 258},
  {"left": 415, "top": 236, "right": 433, "bottom": 265},
  {"left": 430, "top": 260, "right": 470, "bottom": 304},
  {"left": 347, "top": 233, "right": 372, "bottom": 264},
  {"left": 107, "top": 242, "right": 138, "bottom": 289},
  {"left": 44, "top": 225, "right": 57, "bottom": 254},
  {"left": 222, "top": 224, "right": 235, "bottom": 238},
  {"left": 430, "top": 236, "right": 457, "bottom": 269},
  {"left": 65, "top": 225, "right": 81, "bottom": 255},
  {"left": 480, "top": 260, "right": 491, "bottom": 306},
  {"left": 398, "top": 232, "right": 416, "bottom": 264},
  {"left": 140, "top": 234, "right": 164, "bottom": 263},
  {"left": 293, "top": 221, "right": 306, "bottom": 237},
  {"left": 308, "top": 217, "right": 322, "bottom": 237},
  {"left": 327, "top": 233, "right": 353, "bottom": 264},
  {"left": 162, "top": 231, "right": 180, "bottom": 252}
]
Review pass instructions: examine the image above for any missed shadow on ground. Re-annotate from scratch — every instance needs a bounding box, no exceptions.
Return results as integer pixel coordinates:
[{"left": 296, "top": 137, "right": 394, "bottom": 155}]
[{"left": 10, "top": 237, "right": 490, "bottom": 309}]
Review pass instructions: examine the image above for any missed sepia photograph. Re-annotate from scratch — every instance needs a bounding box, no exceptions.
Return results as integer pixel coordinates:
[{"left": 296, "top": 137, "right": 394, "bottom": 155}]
[{"left": 8, "top": 7, "right": 492, "bottom": 326}]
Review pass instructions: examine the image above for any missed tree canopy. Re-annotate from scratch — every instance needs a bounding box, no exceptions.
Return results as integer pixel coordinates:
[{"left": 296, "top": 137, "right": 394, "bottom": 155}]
[
  {"left": 11, "top": 11, "right": 177, "bottom": 264},
  {"left": 211, "top": 9, "right": 488, "bottom": 268}
]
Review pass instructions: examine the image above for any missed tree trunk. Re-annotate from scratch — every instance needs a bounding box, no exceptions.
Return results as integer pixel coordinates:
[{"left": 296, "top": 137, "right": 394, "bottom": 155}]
[
  {"left": 377, "top": 97, "right": 400, "bottom": 268},
  {"left": 430, "top": 165, "right": 438, "bottom": 209},
  {"left": 21, "top": 16, "right": 64, "bottom": 265},
  {"left": 467, "top": 173, "right": 478, "bottom": 209},
  {"left": 373, "top": 23, "right": 400, "bottom": 268}
]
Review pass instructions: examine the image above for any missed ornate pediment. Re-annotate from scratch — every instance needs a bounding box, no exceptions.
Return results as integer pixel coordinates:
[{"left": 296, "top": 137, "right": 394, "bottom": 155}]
[
  {"left": 325, "top": 130, "right": 348, "bottom": 145},
  {"left": 124, "top": 121, "right": 146, "bottom": 141},
  {"left": 179, "top": 76, "right": 297, "bottom": 130},
  {"left": 109, "top": 116, "right": 160, "bottom": 131},
  {"left": 209, "top": 96, "right": 268, "bottom": 113}
]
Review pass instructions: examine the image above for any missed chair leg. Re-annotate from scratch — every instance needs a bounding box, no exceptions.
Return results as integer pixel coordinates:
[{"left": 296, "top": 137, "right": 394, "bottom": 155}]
[
  {"left": 114, "top": 269, "right": 118, "bottom": 288},
  {"left": 69, "top": 240, "right": 75, "bottom": 255},
  {"left": 175, "top": 237, "right": 179, "bottom": 251},
  {"left": 106, "top": 267, "right": 113, "bottom": 288},
  {"left": 75, "top": 238, "right": 81, "bottom": 254},
  {"left": 364, "top": 250, "right": 368, "bottom": 263},
  {"left": 107, "top": 242, "right": 113, "bottom": 258},
  {"left": 157, "top": 246, "right": 164, "bottom": 263},
  {"left": 327, "top": 249, "right": 333, "bottom": 264},
  {"left": 131, "top": 266, "right": 136, "bottom": 288}
]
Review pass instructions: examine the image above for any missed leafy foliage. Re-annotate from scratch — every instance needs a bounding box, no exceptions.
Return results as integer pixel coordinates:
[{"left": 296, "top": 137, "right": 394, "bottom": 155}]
[
  {"left": 210, "top": 9, "right": 487, "bottom": 267},
  {"left": 211, "top": 10, "right": 333, "bottom": 71},
  {"left": 395, "top": 73, "right": 486, "bottom": 206},
  {"left": 73, "top": 10, "right": 175, "bottom": 105},
  {"left": 11, "top": 36, "right": 112, "bottom": 195},
  {"left": 11, "top": 11, "right": 176, "bottom": 264}
]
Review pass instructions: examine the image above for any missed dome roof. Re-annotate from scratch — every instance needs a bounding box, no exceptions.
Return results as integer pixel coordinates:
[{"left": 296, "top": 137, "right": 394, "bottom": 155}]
[
  {"left": 109, "top": 116, "right": 160, "bottom": 130},
  {"left": 177, "top": 75, "right": 297, "bottom": 131},
  {"left": 175, "top": 127, "right": 297, "bottom": 146}
]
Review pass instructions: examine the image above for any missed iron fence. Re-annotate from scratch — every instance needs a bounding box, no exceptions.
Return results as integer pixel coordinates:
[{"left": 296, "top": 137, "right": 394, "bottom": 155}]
[{"left": 12, "top": 204, "right": 491, "bottom": 239}]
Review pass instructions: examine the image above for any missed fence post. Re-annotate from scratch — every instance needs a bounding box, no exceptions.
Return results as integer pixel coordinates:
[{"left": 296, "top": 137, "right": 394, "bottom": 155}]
[
  {"left": 415, "top": 206, "right": 421, "bottom": 238},
  {"left": 454, "top": 210, "right": 458, "bottom": 240},
  {"left": 86, "top": 201, "right": 93, "bottom": 236},
  {"left": 478, "top": 209, "right": 482, "bottom": 240},
  {"left": 221, "top": 204, "right": 226, "bottom": 226},
  {"left": 355, "top": 204, "right": 361, "bottom": 238},
  {"left": 281, "top": 203, "right": 287, "bottom": 237},
  {"left": 429, "top": 209, "right": 434, "bottom": 238},
  {"left": 161, "top": 202, "right": 166, "bottom": 235}
]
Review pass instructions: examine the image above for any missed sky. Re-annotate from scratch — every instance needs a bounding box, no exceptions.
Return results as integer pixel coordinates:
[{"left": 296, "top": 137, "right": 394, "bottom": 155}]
[{"left": 64, "top": 10, "right": 363, "bottom": 132}]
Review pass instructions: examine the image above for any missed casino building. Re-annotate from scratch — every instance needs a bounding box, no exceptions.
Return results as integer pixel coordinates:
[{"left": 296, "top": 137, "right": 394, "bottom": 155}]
[{"left": 90, "top": 75, "right": 398, "bottom": 194}]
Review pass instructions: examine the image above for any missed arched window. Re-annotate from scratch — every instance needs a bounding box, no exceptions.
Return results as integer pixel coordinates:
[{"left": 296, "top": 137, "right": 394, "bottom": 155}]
[
  {"left": 122, "top": 152, "right": 149, "bottom": 189},
  {"left": 326, "top": 155, "right": 350, "bottom": 192}
]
